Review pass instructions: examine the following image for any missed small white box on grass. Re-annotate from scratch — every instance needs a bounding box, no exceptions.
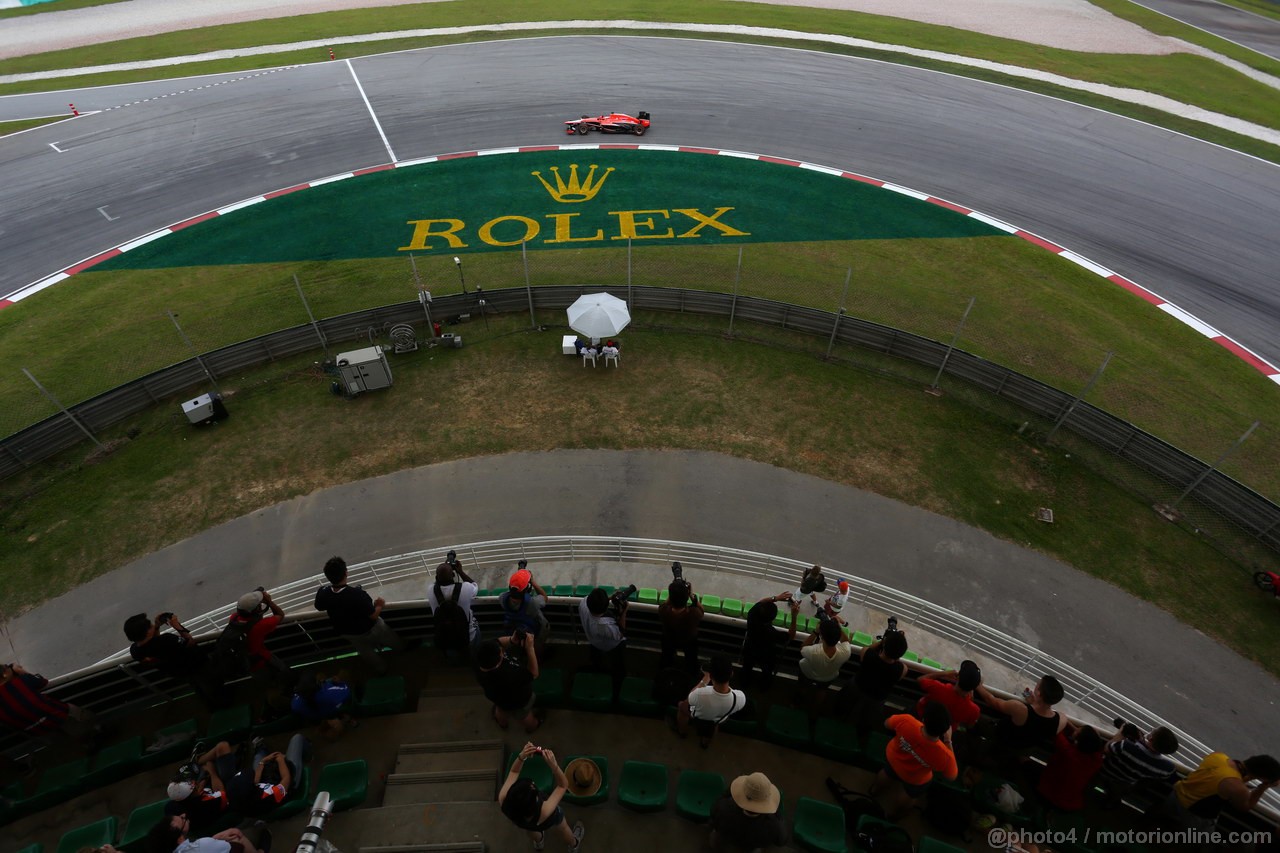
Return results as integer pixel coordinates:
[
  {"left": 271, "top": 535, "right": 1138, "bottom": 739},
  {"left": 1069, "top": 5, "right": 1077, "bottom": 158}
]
[{"left": 562, "top": 335, "right": 578, "bottom": 355}]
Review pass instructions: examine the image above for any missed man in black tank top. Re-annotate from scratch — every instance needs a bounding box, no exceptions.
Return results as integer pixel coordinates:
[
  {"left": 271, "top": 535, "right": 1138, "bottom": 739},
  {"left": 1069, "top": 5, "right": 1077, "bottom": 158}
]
[
  {"left": 837, "top": 631, "right": 908, "bottom": 750},
  {"left": 976, "top": 674, "right": 1067, "bottom": 767}
]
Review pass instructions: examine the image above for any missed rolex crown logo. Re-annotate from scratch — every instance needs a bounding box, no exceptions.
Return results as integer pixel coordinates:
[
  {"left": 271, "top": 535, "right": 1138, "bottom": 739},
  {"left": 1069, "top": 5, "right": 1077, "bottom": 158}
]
[{"left": 532, "top": 164, "right": 615, "bottom": 203}]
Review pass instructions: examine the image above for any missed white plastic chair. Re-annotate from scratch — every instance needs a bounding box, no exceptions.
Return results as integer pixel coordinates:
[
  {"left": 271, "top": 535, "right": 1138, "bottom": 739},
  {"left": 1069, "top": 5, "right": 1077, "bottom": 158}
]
[
  {"left": 603, "top": 350, "right": 619, "bottom": 368},
  {"left": 582, "top": 350, "right": 598, "bottom": 368}
]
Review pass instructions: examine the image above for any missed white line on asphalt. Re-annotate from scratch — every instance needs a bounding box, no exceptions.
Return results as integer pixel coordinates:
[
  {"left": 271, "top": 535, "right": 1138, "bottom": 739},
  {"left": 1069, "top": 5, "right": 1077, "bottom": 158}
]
[
  {"left": 345, "top": 58, "right": 396, "bottom": 164},
  {"left": 48, "top": 141, "right": 64, "bottom": 153},
  {"left": 97, "top": 206, "right": 119, "bottom": 222}
]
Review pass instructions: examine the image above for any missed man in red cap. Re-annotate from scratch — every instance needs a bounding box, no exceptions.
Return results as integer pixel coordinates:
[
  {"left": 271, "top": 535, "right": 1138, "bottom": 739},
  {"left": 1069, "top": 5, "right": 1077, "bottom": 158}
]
[
  {"left": 822, "top": 579, "right": 850, "bottom": 624},
  {"left": 499, "top": 561, "right": 550, "bottom": 655}
]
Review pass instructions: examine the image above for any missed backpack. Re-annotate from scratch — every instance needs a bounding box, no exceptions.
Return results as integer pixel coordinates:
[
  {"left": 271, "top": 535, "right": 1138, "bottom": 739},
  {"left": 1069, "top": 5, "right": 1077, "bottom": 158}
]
[
  {"left": 210, "top": 616, "right": 252, "bottom": 679},
  {"left": 433, "top": 582, "right": 470, "bottom": 651},
  {"left": 855, "top": 822, "right": 914, "bottom": 853},
  {"left": 923, "top": 783, "right": 974, "bottom": 840}
]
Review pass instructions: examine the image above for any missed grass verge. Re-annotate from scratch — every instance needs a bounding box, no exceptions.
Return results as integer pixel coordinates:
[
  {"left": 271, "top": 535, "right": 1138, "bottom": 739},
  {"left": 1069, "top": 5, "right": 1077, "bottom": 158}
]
[
  {"left": 2, "top": 310, "right": 1276, "bottom": 676},
  {"left": 0, "top": 115, "right": 67, "bottom": 136},
  {"left": 2, "top": 1, "right": 1280, "bottom": 133},
  {"left": 0, "top": 0, "right": 126, "bottom": 20}
]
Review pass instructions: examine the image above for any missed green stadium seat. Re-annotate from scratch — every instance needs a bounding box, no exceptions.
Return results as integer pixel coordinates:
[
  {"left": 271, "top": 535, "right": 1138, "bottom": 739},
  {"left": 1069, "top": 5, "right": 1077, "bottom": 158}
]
[
  {"left": 205, "top": 704, "right": 252, "bottom": 743},
  {"left": 28, "top": 756, "right": 91, "bottom": 810},
  {"left": 142, "top": 717, "right": 198, "bottom": 768},
  {"left": 56, "top": 816, "right": 118, "bottom": 853},
  {"left": 852, "top": 814, "right": 910, "bottom": 853},
  {"left": 120, "top": 799, "right": 169, "bottom": 853},
  {"left": 553, "top": 584, "right": 575, "bottom": 597},
  {"left": 316, "top": 759, "right": 368, "bottom": 811},
  {"left": 700, "top": 595, "right": 722, "bottom": 614},
  {"left": 919, "top": 837, "right": 967, "bottom": 853},
  {"left": 266, "top": 766, "right": 311, "bottom": 820},
  {"left": 850, "top": 631, "right": 874, "bottom": 647},
  {"left": 563, "top": 755, "right": 610, "bottom": 806},
  {"left": 574, "top": 585, "right": 595, "bottom": 597},
  {"left": 774, "top": 608, "right": 790, "bottom": 627},
  {"left": 720, "top": 598, "right": 744, "bottom": 618},
  {"left": 508, "top": 751, "right": 554, "bottom": 792},
  {"left": 675, "top": 770, "right": 726, "bottom": 822},
  {"left": 764, "top": 705, "right": 812, "bottom": 749},
  {"left": 570, "top": 672, "right": 613, "bottom": 712},
  {"left": 533, "top": 668, "right": 566, "bottom": 706},
  {"left": 356, "top": 676, "right": 407, "bottom": 716},
  {"left": 658, "top": 588, "right": 670, "bottom": 603},
  {"left": 813, "top": 717, "right": 861, "bottom": 763},
  {"left": 87, "top": 735, "right": 144, "bottom": 787},
  {"left": 794, "top": 797, "right": 847, "bottom": 853},
  {"left": 618, "top": 761, "right": 668, "bottom": 812},
  {"left": 638, "top": 588, "right": 659, "bottom": 604},
  {"left": 719, "top": 709, "right": 758, "bottom": 737},
  {"left": 619, "top": 677, "right": 662, "bottom": 716},
  {"left": 902, "top": 651, "right": 920, "bottom": 663},
  {"left": 798, "top": 615, "right": 820, "bottom": 634},
  {"left": 921, "top": 657, "right": 943, "bottom": 669}
]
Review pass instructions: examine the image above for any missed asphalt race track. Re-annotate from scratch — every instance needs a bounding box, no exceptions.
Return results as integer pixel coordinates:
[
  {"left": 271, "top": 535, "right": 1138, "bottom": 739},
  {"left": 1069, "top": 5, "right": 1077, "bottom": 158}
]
[
  {"left": 1135, "top": 0, "right": 1280, "bottom": 60},
  {"left": 2, "top": 36, "right": 1280, "bottom": 371}
]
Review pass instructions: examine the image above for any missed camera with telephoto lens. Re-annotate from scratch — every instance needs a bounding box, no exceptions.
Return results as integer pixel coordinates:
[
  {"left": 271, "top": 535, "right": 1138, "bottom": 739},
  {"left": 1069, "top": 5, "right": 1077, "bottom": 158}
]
[
  {"left": 671, "top": 561, "right": 691, "bottom": 589},
  {"left": 610, "top": 584, "right": 638, "bottom": 610},
  {"left": 876, "top": 616, "right": 900, "bottom": 641},
  {"left": 157, "top": 612, "right": 175, "bottom": 624},
  {"left": 511, "top": 625, "right": 528, "bottom": 648}
]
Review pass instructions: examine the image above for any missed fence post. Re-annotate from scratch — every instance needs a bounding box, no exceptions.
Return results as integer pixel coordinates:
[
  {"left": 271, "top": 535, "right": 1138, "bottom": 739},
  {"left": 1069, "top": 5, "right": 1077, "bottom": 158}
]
[
  {"left": 523, "top": 241, "right": 536, "bottom": 328},
  {"left": 928, "top": 296, "right": 976, "bottom": 394},
  {"left": 410, "top": 253, "right": 434, "bottom": 332},
  {"left": 825, "top": 267, "right": 852, "bottom": 359},
  {"left": 728, "top": 246, "right": 743, "bottom": 336},
  {"left": 22, "top": 367, "right": 105, "bottom": 450},
  {"left": 1045, "top": 351, "right": 1113, "bottom": 443},
  {"left": 1168, "top": 421, "right": 1259, "bottom": 511},
  {"left": 293, "top": 274, "right": 332, "bottom": 360},
  {"left": 626, "top": 237, "right": 633, "bottom": 315},
  {"left": 167, "top": 310, "right": 222, "bottom": 396}
]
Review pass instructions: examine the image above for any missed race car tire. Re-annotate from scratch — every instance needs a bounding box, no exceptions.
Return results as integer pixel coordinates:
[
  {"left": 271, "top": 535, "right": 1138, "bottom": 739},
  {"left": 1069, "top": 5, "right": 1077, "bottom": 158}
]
[
  {"left": 633, "top": 125, "right": 646, "bottom": 136},
  {"left": 576, "top": 124, "right": 590, "bottom": 135}
]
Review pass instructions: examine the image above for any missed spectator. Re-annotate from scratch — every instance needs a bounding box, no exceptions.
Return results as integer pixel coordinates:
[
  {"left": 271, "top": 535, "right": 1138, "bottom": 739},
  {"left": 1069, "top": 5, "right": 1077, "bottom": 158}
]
[
  {"left": 223, "top": 589, "right": 293, "bottom": 707},
  {"left": 578, "top": 588, "right": 627, "bottom": 702},
  {"left": 225, "top": 733, "right": 309, "bottom": 816},
  {"left": 709, "top": 771, "right": 788, "bottom": 852},
  {"left": 1096, "top": 721, "right": 1178, "bottom": 807},
  {"left": 872, "top": 701, "right": 958, "bottom": 819},
  {"left": 290, "top": 672, "right": 356, "bottom": 740},
  {"left": 426, "top": 552, "right": 480, "bottom": 659},
  {"left": 840, "top": 629, "right": 909, "bottom": 741},
  {"left": 797, "top": 618, "right": 852, "bottom": 715},
  {"left": 165, "top": 742, "right": 234, "bottom": 834},
  {"left": 125, "top": 611, "right": 221, "bottom": 708},
  {"left": 658, "top": 575, "right": 704, "bottom": 673},
  {"left": 915, "top": 660, "right": 982, "bottom": 732},
  {"left": 794, "top": 565, "right": 828, "bottom": 616},
  {"left": 1168, "top": 751, "right": 1280, "bottom": 829},
  {"left": 0, "top": 662, "right": 100, "bottom": 746},
  {"left": 822, "top": 579, "right": 850, "bottom": 623},
  {"left": 673, "top": 653, "right": 746, "bottom": 749},
  {"left": 498, "top": 743, "right": 585, "bottom": 852},
  {"left": 476, "top": 634, "right": 541, "bottom": 733},
  {"left": 975, "top": 674, "right": 1067, "bottom": 763},
  {"left": 314, "top": 557, "right": 405, "bottom": 675},
  {"left": 739, "top": 592, "right": 800, "bottom": 690},
  {"left": 147, "top": 813, "right": 268, "bottom": 853},
  {"left": 500, "top": 563, "right": 550, "bottom": 655},
  {"left": 1033, "top": 725, "right": 1106, "bottom": 811}
]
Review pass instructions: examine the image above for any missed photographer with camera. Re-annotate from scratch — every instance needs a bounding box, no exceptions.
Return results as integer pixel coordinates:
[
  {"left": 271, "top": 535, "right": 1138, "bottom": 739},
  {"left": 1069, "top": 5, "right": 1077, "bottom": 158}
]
[
  {"left": 125, "top": 610, "right": 222, "bottom": 708},
  {"left": 837, "top": 617, "right": 909, "bottom": 750},
  {"left": 579, "top": 587, "right": 630, "bottom": 703},
  {"left": 673, "top": 653, "right": 746, "bottom": 749},
  {"left": 1095, "top": 718, "right": 1178, "bottom": 807},
  {"left": 314, "top": 556, "right": 406, "bottom": 676},
  {"left": 475, "top": 632, "right": 541, "bottom": 733},
  {"left": 500, "top": 563, "right": 550, "bottom": 657},
  {"left": 796, "top": 611, "right": 852, "bottom": 716},
  {"left": 739, "top": 592, "right": 801, "bottom": 690},
  {"left": 218, "top": 588, "right": 293, "bottom": 713},
  {"left": 659, "top": 562, "right": 704, "bottom": 673},
  {"left": 0, "top": 661, "right": 101, "bottom": 748}
]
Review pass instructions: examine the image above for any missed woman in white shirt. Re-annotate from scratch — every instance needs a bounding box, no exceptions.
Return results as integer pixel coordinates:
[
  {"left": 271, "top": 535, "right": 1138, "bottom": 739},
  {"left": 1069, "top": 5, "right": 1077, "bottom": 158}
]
[{"left": 797, "top": 618, "right": 852, "bottom": 715}]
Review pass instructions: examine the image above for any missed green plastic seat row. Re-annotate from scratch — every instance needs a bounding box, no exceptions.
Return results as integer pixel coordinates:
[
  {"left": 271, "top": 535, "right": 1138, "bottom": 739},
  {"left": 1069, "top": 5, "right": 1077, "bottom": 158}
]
[
  {"left": 619, "top": 676, "right": 662, "bottom": 717},
  {"left": 813, "top": 717, "right": 860, "bottom": 763},
  {"left": 764, "top": 705, "right": 812, "bottom": 749},
  {"left": 796, "top": 797, "right": 847, "bottom": 853},
  {"left": 533, "top": 667, "right": 566, "bottom": 706},
  {"left": 618, "top": 760, "right": 668, "bottom": 812},
  {"left": 317, "top": 759, "right": 369, "bottom": 811},
  {"left": 675, "top": 770, "right": 725, "bottom": 822},
  {"left": 56, "top": 816, "right": 118, "bottom": 853},
  {"left": 120, "top": 800, "right": 169, "bottom": 853},
  {"left": 356, "top": 675, "right": 408, "bottom": 716},
  {"left": 570, "top": 672, "right": 613, "bottom": 712},
  {"left": 850, "top": 631, "right": 874, "bottom": 647}
]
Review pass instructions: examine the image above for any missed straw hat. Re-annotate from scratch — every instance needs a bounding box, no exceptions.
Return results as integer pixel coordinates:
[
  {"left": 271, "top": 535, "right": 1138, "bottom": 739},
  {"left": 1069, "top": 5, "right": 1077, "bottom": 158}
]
[
  {"left": 730, "top": 771, "right": 780, "bottom": 813},
  {"left": 564, "top": 758, "right": 602, "bottom": 798}
]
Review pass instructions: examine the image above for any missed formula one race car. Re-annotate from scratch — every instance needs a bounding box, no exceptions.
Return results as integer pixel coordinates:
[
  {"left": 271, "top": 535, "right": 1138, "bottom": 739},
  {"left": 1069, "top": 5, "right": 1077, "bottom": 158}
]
[{"left": 565, "top": 111, "right": 651, "bottom": 136}]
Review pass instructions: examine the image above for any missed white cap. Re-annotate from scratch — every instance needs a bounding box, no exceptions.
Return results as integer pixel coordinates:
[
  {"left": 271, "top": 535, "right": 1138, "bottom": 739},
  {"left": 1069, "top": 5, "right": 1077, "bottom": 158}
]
[{"left": 167, "top": 780, "right": 194, "bottom": 801}]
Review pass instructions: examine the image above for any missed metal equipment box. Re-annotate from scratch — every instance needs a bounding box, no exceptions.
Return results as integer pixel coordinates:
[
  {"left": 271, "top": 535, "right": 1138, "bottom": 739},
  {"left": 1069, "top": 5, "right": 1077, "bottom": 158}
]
[{"left": 335, "top": 346, "right": 393, "bottom": 396}]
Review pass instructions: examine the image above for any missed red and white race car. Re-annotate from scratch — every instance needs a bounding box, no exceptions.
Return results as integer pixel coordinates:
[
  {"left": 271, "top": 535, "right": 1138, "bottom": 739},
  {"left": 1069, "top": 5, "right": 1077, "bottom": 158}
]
[{"left": 564, "top": 111, "right": 651, "bottom": 136}]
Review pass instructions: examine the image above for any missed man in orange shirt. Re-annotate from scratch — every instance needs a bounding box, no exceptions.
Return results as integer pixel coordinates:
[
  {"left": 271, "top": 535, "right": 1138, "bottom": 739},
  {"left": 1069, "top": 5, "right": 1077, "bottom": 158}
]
[{"left": 872, "top": 701, "right": 958, "bottom": 818}]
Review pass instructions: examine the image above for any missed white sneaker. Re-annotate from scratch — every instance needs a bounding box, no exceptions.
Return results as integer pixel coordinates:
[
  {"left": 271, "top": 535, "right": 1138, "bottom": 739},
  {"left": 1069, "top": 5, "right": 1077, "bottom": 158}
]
[{"left": 568, "top": 821, "right": 585, "bottom": 851}]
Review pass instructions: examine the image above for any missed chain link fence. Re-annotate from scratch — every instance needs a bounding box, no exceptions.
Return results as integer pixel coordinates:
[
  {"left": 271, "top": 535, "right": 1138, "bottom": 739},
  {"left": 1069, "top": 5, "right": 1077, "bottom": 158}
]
[{"left": 2, "top": 243, "right": 1277, "bottom": 560}]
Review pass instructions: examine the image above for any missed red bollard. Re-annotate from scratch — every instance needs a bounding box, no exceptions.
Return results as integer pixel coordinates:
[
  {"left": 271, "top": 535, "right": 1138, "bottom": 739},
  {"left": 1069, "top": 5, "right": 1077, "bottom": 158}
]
[
  {"left": 69, "top": 103, "right": 79, "bottom": 116},
  {"left": 328, "top": 46, "right": 335, "bottom": 60}
]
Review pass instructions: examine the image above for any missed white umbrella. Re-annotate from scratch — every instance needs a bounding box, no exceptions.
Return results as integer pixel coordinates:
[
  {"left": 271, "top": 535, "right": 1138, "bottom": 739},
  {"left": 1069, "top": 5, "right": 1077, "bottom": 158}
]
[{"left": 567, "top": 292, "right": 631, "bottom": 339}]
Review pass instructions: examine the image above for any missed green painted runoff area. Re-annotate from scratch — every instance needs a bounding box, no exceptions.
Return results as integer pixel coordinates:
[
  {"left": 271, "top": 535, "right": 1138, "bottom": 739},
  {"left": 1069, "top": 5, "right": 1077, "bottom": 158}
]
[{"left": 96, "top": 150, "right": 1001, "bottom": 270}]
